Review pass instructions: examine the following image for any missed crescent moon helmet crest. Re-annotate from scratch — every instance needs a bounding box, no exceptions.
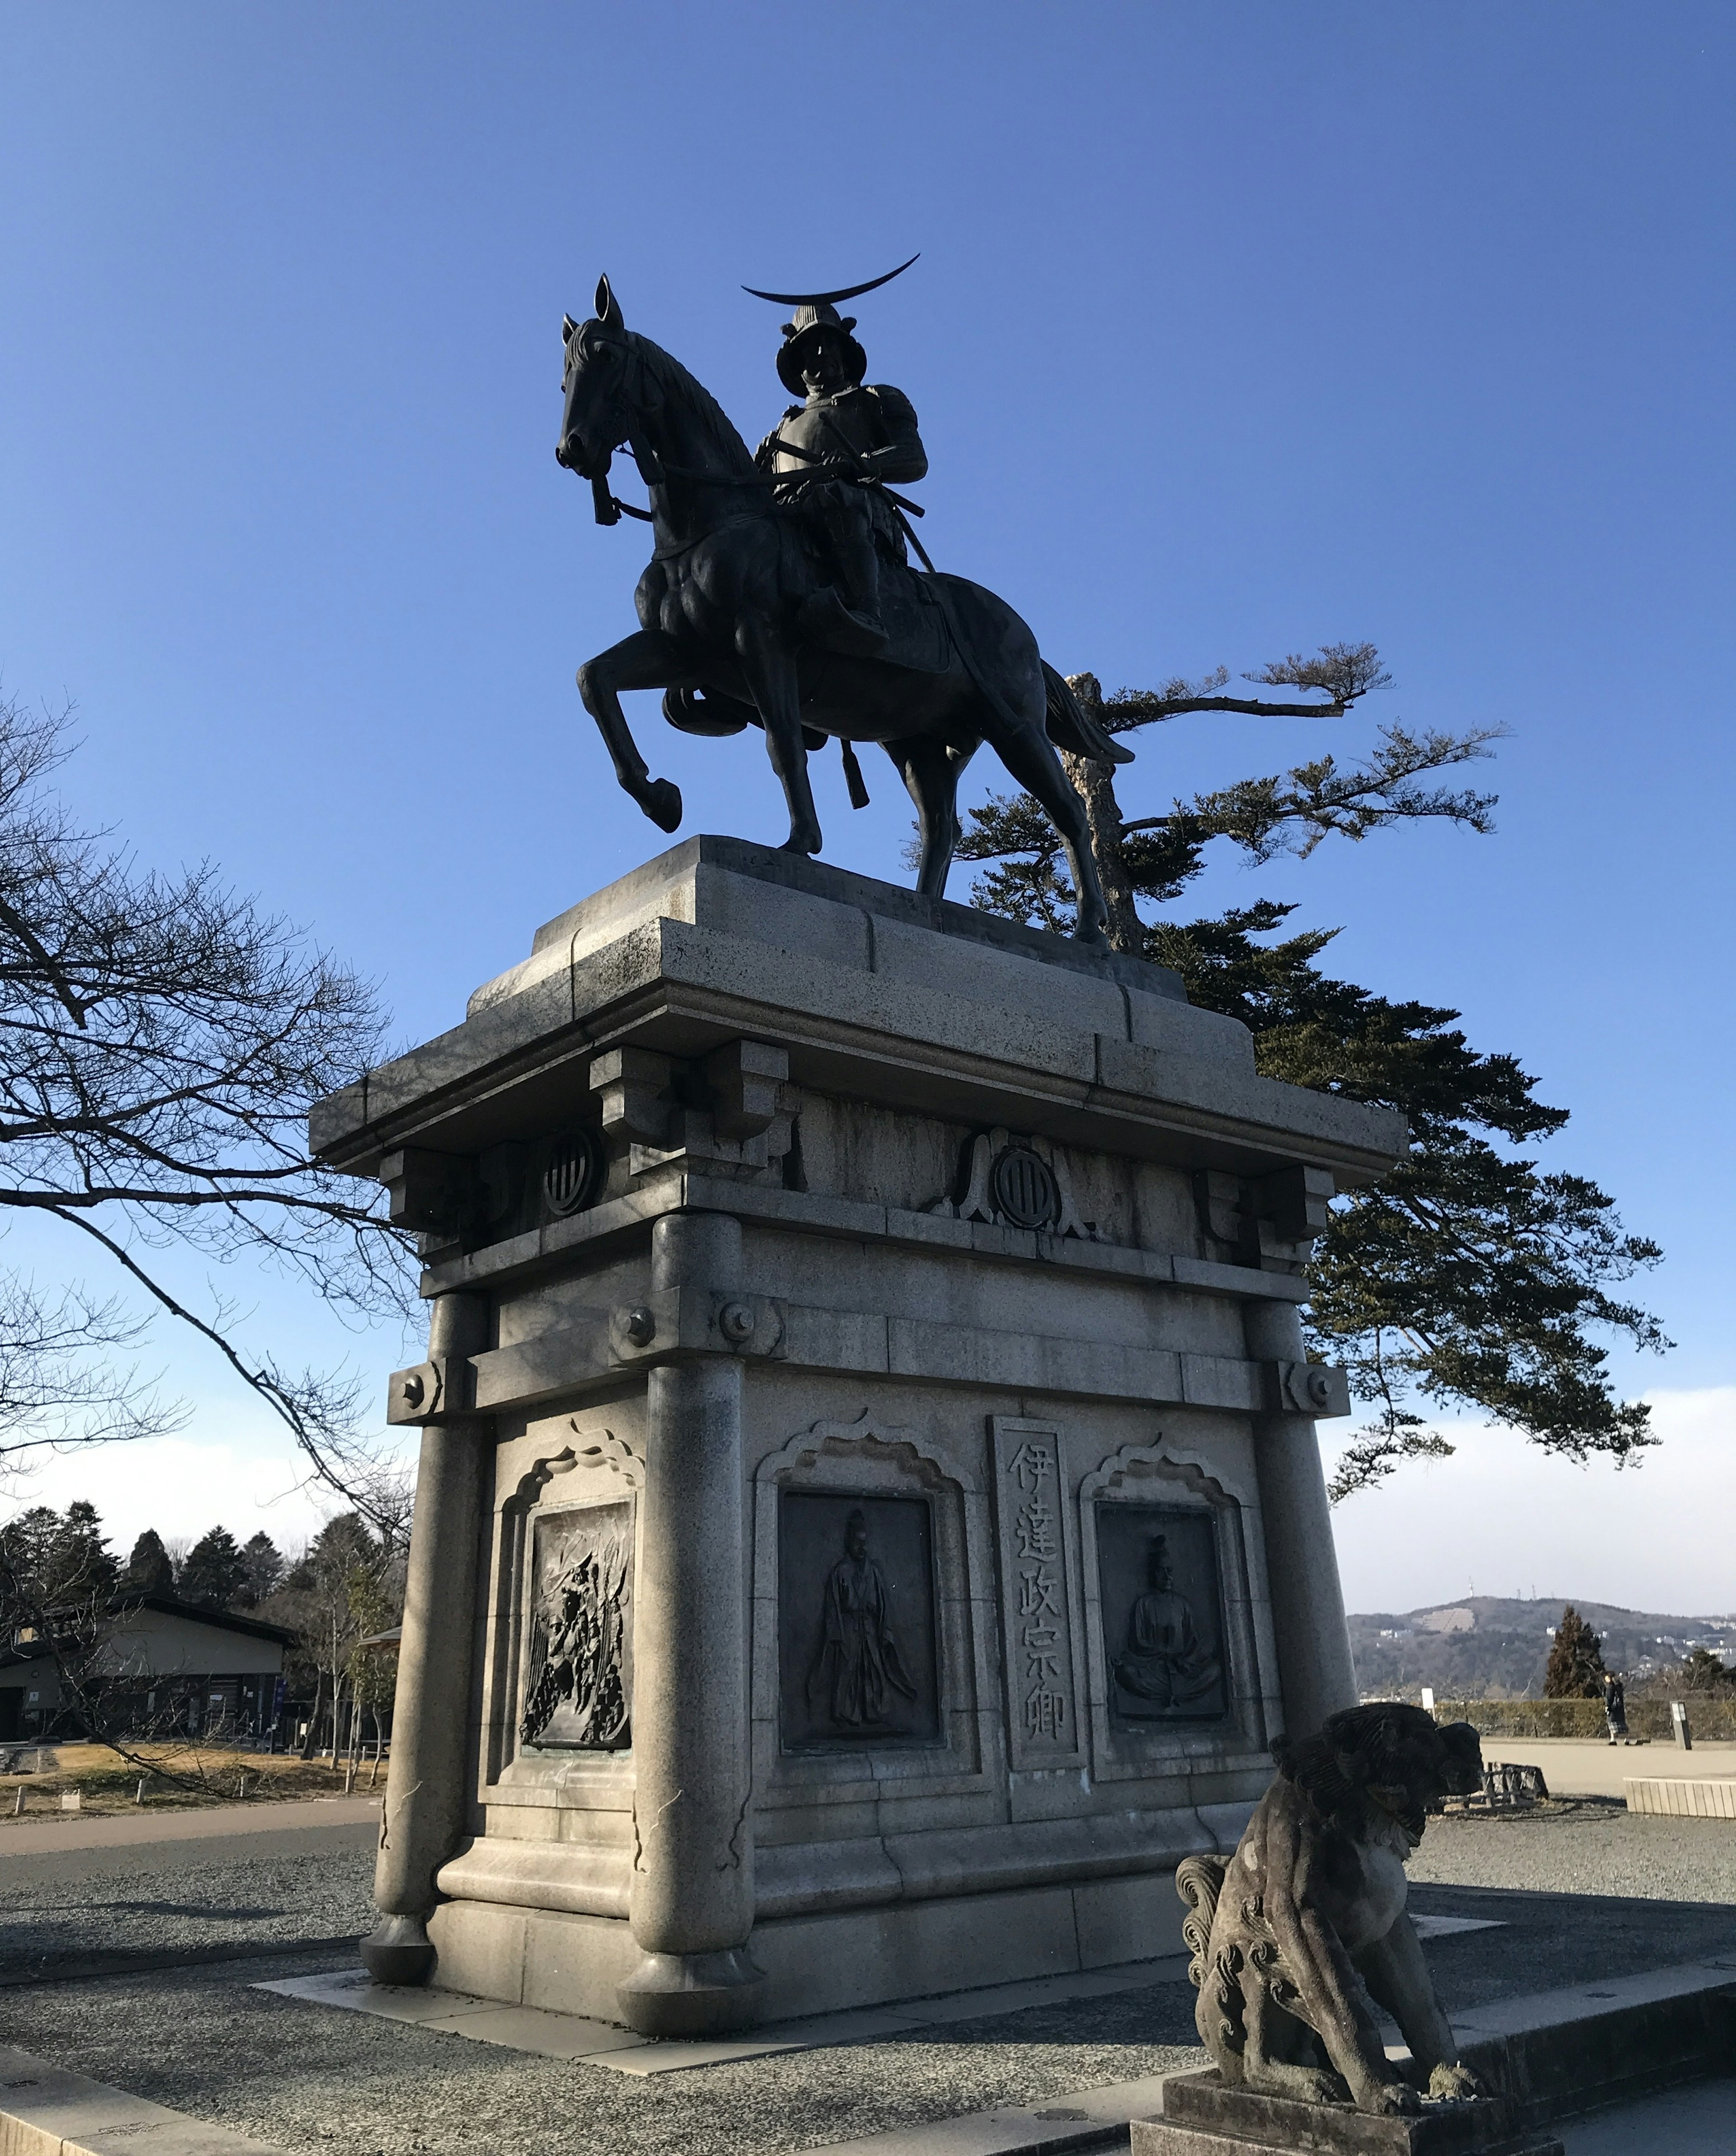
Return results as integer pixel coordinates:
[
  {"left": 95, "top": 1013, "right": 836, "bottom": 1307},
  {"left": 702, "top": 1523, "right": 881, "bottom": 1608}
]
[{"left": 741, "top": 252, "right": 920, "bottom": 308}]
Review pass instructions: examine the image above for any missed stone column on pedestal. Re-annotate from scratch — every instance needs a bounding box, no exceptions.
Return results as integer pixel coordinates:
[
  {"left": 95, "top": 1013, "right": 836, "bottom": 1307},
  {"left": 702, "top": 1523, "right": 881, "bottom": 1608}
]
[
  {"left": 360, "top": 1289, "right": 491, "bottom": 1986},
  {"left": 1243, "top": 1295, "right": 1358, "bottom": 1744},
  {"left": 615, "top": 1210, "right": 762, "bottom": 2037}
]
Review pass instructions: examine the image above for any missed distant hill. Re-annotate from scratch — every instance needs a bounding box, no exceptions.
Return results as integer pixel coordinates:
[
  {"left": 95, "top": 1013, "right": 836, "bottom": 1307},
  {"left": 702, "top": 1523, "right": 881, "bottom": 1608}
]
[{"left": 1347, "top": 1597, "right": 1736, "bottom": 1700}]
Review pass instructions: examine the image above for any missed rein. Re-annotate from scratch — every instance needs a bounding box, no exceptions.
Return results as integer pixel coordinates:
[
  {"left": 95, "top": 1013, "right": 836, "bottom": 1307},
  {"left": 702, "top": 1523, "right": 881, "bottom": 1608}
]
[{"left": 591, "top": 436, "right": 927, "bottom": 529}]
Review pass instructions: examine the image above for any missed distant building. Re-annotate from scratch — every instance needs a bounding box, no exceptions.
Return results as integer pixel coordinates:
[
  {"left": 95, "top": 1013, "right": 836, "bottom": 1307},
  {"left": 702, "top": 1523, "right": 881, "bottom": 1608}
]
[{"left": 0, "top": 1594, "right": 295, "bottom": 1744}]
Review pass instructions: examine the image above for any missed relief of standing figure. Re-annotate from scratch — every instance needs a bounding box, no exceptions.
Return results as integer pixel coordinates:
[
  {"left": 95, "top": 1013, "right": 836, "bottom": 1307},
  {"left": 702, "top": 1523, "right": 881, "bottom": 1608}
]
[{"left": 808, "top": 1507, "right": 918, "bottom": 1728}]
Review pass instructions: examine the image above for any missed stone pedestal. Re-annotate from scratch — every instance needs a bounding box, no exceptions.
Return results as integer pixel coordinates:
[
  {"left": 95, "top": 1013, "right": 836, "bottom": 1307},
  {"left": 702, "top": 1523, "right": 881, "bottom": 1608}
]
[
  {"left": 1132, "top": 2072, "right": 1565, "bottom": 2155},
  {"left": 312, "top": 838, "right": 1406, "bottom": 2036}
]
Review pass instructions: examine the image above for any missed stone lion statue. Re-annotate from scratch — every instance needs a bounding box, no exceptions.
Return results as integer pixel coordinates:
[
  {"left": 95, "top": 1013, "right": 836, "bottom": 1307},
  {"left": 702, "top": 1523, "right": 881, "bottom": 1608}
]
[{"left": 1177, "top": 1703, "right": 1486, "bottom": 2115}]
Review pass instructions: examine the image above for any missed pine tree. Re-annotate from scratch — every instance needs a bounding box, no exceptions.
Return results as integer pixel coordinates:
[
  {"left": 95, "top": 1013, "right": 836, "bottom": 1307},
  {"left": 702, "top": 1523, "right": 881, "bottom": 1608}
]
[
  {"left": 179, "top": 1525, "right": 248, "bottom": 1610},
  {"left": 1544, "top": 1606, "right": 1607, "bottom": 1698},
  {"left": 958, "top": 652, "right": 1666, "bottom": 1497},
  {"left": 0, "top": 1501, "right": 117, "bottom": 1613},
  {"left": 122, "top": 1528, "right": 175, "bottom": 1596},
  {"left": 238, "top": 1531, "right": 283, "bottom": 1608},
  {"left": 1678, "top": 1647, "right": 1736, "bottom": 1695}
]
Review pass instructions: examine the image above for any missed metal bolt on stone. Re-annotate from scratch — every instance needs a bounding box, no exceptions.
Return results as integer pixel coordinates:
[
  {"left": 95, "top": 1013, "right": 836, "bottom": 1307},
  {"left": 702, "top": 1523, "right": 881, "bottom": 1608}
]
[
  {"left": 623, "top": 1304, "right": 657, "bottom": 1346},
  {"left": 718, "top": 1299, "right": 756, "bottom": 1344}
]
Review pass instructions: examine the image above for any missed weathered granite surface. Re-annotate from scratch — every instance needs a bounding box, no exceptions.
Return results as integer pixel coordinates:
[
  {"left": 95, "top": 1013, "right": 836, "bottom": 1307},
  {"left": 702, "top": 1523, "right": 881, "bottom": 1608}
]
[{"left": 316, "top": 842, "right": 1407, "bottom": 2035}]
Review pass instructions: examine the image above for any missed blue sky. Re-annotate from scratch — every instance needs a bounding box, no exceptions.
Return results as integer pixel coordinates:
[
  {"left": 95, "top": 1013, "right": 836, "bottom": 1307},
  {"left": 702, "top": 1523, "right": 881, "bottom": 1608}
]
[{"left": 2, "top": 5, "right": 1731, "bottom": 1602}]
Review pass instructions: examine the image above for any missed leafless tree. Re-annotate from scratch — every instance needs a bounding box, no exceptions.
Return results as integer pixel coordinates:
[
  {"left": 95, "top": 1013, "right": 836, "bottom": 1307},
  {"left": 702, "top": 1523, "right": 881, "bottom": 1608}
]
[{"left": 0, "top": 689, "right": 415, "bottom": 1528}]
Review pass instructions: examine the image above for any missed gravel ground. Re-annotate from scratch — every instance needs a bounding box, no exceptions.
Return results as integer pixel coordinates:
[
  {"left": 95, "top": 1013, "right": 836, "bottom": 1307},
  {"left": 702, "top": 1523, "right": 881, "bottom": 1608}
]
[
  {"left": 0, "top": 1951, "right": 1206, "bottom": 2156},
  {"left": 0, "top": 1843, "right": 376, "bottom": 1980},
  {"left": 0, "top": 1806, "right": 1730, "bottom": 2156},
  {"left": 1409, "top": 1799, "right": 1736, "bottom": 1904}
]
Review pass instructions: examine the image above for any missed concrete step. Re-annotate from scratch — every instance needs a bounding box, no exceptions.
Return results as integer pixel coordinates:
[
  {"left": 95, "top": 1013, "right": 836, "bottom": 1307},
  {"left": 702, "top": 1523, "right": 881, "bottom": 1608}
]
[{"left": 1129, "top": 1958, "right": 1735, "bottom": 2156}]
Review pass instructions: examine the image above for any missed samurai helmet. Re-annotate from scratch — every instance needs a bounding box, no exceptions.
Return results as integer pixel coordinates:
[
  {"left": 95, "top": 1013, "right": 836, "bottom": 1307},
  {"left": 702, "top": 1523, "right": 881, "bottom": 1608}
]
[
  {"left": 774, "top": 301, "right": 867, "bottom": 396},
  {"left": 743, "top": 254, "right": 918, "bottom": 398}
]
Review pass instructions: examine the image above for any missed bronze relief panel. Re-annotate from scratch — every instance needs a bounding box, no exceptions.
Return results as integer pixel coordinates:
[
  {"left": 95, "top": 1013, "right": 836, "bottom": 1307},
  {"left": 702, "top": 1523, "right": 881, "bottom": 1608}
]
[
  {"left": 519, "top": 1499, "right": 634, "bottom": 1750},
  {"left": 1095, "top": 1502, "right": 1227, "bottom": 1725},
  {"left": 778, "top": 1490, "right": 940, "bottom": 1750}
]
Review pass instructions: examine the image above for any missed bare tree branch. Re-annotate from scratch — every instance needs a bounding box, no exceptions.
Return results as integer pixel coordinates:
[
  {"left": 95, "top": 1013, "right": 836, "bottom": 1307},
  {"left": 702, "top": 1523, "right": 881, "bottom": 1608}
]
[{"left": 0, "top": 688, "right": 415, "bottom": 1513}]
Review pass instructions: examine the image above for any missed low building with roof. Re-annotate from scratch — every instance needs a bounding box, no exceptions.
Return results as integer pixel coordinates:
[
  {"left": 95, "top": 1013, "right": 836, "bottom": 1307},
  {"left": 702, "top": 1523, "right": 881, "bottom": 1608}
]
[{"left": 0, "top": 1593, "right": 296, "bottom": 1744}]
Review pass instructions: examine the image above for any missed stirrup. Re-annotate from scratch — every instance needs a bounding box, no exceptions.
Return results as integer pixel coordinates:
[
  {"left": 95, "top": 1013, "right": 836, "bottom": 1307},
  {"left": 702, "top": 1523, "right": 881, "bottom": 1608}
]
[{"left": 797, "top": 586, "right": 889, "bottom": 657}]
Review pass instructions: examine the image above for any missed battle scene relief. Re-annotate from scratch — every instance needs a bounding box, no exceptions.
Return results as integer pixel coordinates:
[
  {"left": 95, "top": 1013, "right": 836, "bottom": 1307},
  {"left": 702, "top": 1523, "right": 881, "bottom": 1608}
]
[{"left": 519, "top": 1500, "right": 634, "bottom": 1749}]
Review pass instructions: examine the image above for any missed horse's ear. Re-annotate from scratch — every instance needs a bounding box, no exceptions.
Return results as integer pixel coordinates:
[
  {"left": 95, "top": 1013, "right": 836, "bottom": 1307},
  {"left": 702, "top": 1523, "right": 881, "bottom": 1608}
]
[
  {"left": 595, "top": 275, "right": 623, "bottom": 330},
  {"left": 562, "top": 313, "right": 579, "bottom": 344}
]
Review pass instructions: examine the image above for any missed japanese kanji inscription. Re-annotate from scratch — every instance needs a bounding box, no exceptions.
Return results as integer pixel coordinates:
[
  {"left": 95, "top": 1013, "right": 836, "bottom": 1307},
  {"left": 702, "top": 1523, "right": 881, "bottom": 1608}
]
[{"left": 989, "top": 1418, "right": 1085, "bottom": 1770}]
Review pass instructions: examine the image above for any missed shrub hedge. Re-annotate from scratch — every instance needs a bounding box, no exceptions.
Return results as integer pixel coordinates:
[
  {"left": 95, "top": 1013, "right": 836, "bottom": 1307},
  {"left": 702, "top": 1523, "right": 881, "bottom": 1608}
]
[{"left": 1432, "top": 1697, "right": 1736, "bottom": 1741}]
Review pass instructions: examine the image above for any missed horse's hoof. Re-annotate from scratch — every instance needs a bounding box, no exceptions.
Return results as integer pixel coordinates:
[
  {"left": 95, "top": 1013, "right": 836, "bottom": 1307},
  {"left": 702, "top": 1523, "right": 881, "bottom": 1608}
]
[
  {"left": 778, "top": 835, "right": 821, "bottom": 858},
  {"left": 641, "top": 779, "right": 683, "bottom": 833}
]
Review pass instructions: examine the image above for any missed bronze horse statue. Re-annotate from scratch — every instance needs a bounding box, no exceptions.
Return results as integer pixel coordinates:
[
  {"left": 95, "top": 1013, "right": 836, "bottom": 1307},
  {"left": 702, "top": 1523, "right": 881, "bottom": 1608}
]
[{"left": 555, "top": 277, "right": 1130, "bottom": 945}]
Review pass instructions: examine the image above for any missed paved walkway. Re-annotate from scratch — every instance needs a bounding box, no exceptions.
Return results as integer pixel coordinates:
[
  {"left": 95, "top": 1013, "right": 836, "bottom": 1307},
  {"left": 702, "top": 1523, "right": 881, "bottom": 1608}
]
[
  {"left": 1561, "top": 2077, "right": 1735, "bottom": 2152},
  {"left": 1479, "top": 1736, "right": 1736, "bottom": 1799},
  {"left": 0, "top": 1796, "right": 380, "bottom": 1888}
]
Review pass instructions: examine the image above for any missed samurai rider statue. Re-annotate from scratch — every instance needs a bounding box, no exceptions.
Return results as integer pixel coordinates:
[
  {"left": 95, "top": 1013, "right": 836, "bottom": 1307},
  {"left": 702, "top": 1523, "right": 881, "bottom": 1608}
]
[{"left": 748, "top": 258, "right": 928, "bottom": 657}]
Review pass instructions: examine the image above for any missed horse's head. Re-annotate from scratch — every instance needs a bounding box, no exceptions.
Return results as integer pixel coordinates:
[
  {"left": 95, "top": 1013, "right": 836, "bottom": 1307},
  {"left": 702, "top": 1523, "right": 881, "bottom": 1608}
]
[{"left": 557, "top": 275, "right": 635, "bottom": 480}]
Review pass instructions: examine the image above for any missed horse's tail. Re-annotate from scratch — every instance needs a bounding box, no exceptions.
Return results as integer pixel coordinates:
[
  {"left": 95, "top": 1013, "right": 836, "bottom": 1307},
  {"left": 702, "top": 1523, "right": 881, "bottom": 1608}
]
[{"left": 1043, "top": 664, "right": 1135, "bottom": 766}]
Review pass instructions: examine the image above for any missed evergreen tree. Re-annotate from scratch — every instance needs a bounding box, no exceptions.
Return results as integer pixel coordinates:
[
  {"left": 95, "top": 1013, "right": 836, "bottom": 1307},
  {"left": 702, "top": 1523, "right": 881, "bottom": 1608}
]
[
  {"left": 238, "top": 1531, "right": 283, "bottom": 1607},
  {"left": 958, "top": 653, "right": 1666, "bottom": 1497},
  {"left": 1677, "top": 1647, "right": 1736, "bottom": 1695},
  {"left": 1544, "top": 1606, "right": 1607, "bottom": 1698},
  {"left": 0, "top": 1500, "right": 117, "bottom": 1634},
  {"left": 122, "top": 1528, "right": 175, "bottom": 1596},
  {"left": 178, "top": 1525, "right": 248, "bottom": 1609}
]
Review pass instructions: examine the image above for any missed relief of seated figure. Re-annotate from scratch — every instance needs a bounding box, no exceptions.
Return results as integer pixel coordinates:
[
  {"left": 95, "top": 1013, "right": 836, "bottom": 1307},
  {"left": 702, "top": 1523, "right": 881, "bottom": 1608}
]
[{"left": 1113, "top": 1534, "right": 1222, "bottom": 1710}]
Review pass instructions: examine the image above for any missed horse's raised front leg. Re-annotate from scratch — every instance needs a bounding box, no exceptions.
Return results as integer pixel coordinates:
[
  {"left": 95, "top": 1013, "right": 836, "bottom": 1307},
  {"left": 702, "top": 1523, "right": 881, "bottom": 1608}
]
[
  {"left": 576, "top": 629, "right": 688, "bottom": 833},
  {"left": 888, "top": 735, "right": 978, "bottom": 899},
  {"left": 735, "top": 620, "right": 821, "bottom": 856}
]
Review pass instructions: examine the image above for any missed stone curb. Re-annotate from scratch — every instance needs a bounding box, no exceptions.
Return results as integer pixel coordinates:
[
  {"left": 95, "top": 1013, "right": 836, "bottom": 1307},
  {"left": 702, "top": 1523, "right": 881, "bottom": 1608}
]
[{"left": 0, "top": 2044, "right": 287, "bottom": 2156}]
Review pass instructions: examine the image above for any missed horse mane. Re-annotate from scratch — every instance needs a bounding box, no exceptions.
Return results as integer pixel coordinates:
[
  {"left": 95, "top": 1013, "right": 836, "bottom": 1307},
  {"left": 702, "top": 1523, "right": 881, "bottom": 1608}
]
[{"left": 627, "top": 331, "right": 755, "bottom": 476}]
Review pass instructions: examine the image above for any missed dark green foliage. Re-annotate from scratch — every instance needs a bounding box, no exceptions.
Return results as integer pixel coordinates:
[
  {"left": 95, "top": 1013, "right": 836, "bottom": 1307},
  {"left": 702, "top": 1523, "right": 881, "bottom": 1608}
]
[
  {"left": 121, "top": 1527, "right": 175, "bottom": 1596},
  {"left": 178, "top": 1524, "right": 248, "bottom": 1610},
  {"left": 1677, "top": 1646, "right": 1736, "bottom": 1694},
  {"left": 958, "top": 653, "right": 1665, "bottom": 1495},
  {"left": 1544, "top": 1605, "right": 1607, "bottom": 1698},
  {"left": 239, "top": 1530, "right": 282, "bottom": 1607},
  {"left": 0, "top": 1499, "right": 118, "bottom": 1635}
]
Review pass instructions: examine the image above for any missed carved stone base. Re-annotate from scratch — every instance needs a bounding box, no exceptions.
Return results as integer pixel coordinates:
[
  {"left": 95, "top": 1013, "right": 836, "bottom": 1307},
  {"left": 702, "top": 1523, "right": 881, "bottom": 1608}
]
[
  {"left": 615, "top": 1946, "right": 766, "bottom": 2038},
  {"left": 1130, "top": 2071, "right": 1565, "bottom": 2156}
]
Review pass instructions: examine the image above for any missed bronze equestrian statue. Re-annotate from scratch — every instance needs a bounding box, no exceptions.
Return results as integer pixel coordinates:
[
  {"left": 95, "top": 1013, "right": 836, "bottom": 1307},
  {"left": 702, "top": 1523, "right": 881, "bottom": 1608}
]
[{"left": 554, "top": 268, "right": 1129, "bottom": 944}]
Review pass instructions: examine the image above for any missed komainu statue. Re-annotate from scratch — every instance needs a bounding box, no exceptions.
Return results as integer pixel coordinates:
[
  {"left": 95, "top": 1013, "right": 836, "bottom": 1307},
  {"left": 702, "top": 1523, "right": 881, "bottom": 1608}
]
[{"left": 1177, "top": 1703, "right": 1486, "bottom": 2116}]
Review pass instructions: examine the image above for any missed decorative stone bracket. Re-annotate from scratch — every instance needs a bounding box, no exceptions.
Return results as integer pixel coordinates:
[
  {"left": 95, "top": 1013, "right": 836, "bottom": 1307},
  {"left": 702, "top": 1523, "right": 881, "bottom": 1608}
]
[
  {"left": 606, "top": 1285, "right": 786, "bottom": 1364},
  {"left": 1195, "top": 1164, "right": 1335, "bottom": 1275},
  {"left": 590, "top": 1040, "right": 793, "bottom": 1182},
  {"left": 384, "top": 1351, "right": 477, "bottom": 1427},
  {"left": 1266, "top": 1360, "right": 1350, "bottom": 1418}
]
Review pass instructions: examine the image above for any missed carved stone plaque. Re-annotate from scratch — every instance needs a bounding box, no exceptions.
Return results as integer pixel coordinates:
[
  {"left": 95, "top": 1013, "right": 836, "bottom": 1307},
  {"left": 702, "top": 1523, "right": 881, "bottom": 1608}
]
[
  {"left": 778, "top": 1491, "right": 940, "bottom": 1750},
  {"left": 1096, "top": 1503, "right": 1227, "bottom": 1725},
  {"left": 520, "top": 1499, "right": 633, "bottom": 1749},
  {"left": 989, "top": 1419, "right": 1084, "bottom": 1768}
]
